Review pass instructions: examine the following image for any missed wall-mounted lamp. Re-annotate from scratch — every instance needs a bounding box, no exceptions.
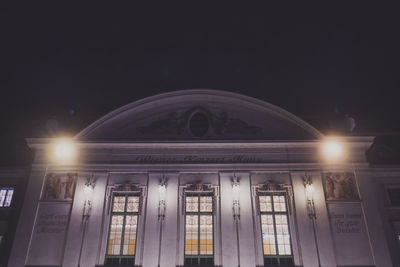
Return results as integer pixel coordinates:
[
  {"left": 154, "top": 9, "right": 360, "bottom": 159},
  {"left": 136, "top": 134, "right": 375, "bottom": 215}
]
[
  {"left": 232, "top": 178, "right": 240, "bottom": 220},
  {"left": 48, "top": 138, "right": 78, "bottom": 165},
  {"left": 158, "top": 179, "right": 167, "bottom": 220},
  {"left": 321, "top": 138, "right": 344, "bottom": 162}
]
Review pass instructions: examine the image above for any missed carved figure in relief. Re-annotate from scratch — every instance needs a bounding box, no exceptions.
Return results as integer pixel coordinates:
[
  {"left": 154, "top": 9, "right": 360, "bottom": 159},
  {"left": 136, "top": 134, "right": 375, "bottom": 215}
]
[
  {"left": 54, "top": 177, "right": 62, "bottom": 199},
  {"left": 325, "top": 176, "right": 335, "bottom": 199},
  {"left": 43, "top": 173, "right": 76, "bottom": 201},
  {"left": 64, "top": 174, "right": 75, "bottom": 199},
  {"left": 137, "top": 108, "right": 262, "bottom": 137},
  {"left": 324, "top": 172, "right": 359, "bottom": 200},
  {"left": 44, "top": 174, "right": 57, "bottom": 199}
]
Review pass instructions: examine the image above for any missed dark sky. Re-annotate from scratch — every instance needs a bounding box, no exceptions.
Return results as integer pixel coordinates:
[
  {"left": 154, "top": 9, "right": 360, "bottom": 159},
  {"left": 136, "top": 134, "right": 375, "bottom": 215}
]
[{"left": 1, "top": 3, "right": 400, "bottom": 164}]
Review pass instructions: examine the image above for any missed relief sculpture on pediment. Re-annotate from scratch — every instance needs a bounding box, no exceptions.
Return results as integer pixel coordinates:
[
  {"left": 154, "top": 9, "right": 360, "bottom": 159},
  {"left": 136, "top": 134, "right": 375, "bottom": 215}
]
[
  {"left": 137, "top": 111, "right": 186, "bottom": 135},
  {"left": 136, "top": 108, "right": 262, "bottom": 137}
]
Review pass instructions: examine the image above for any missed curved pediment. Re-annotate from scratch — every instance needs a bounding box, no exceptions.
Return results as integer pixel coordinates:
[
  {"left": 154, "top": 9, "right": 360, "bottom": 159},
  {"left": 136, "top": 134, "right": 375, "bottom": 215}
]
[{"left": 76, "top": 89, "right": 323, "bottom": 141}]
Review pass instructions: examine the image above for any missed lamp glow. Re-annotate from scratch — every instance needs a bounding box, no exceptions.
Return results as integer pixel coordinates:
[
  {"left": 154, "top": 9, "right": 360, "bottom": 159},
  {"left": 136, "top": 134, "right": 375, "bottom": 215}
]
[
  {"left": 322, "top": 139, "right": 343, "bottom": 161},
  {"left": 50, "top": 139, "right": 77, "bottom": 164}
]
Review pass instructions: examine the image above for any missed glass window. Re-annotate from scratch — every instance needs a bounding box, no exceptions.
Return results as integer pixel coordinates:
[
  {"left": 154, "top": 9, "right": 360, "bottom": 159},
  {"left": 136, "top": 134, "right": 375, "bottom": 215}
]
[
  {"left": 0, "top": 188, "right": 14, "bottom": 207},
  {"left": 184, "top": 192, "right": 214, "bottom": 266},
  {"left": 105, "top": 193, "right": 140, "bottom": 266},
  {"left": 259, "top": 193, "right": 293, "bottom": 266}
]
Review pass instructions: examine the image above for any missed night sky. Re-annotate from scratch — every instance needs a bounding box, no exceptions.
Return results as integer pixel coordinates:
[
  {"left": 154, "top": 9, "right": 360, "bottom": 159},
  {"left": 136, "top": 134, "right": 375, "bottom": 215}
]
[{"left": 1, "top": 4, "right": 400, "bottom": 164}]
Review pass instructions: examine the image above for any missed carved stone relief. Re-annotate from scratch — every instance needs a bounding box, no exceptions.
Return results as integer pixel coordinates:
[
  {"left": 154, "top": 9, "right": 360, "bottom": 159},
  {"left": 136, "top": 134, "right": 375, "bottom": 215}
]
[
  {"left": 323, "top": 172, "right": 359, "bottom": 201},
  {"left": 41, "top": 173, "right": 77, "bottom": 201},
  {"left": 136, "top": 107, "right": 262, "bottom": 137}
]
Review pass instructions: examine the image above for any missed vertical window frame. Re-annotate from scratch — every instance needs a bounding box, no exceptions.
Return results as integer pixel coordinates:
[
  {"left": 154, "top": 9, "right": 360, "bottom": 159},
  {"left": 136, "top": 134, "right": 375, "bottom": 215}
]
[
  {"left": 184, "top": 191, "right": 214, "bottom": 266},
  {"left": 258, "top": 191, "right": 294, "bottom": 266},
  {"left": 105, "top": 191, "right": 141, "bottom": 266},
  {"left": 0, "top": 187, "right": 14, "bottom": 208}
]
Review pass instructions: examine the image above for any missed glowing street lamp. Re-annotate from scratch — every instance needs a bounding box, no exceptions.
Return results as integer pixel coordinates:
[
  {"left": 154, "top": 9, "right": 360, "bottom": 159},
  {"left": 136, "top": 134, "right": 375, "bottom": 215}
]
[
  {"left": 321, "top": 138, "right": 344, "bottom": 161},
  {"left": 49, "top": 138, "right": 77, "bottom": 164}
]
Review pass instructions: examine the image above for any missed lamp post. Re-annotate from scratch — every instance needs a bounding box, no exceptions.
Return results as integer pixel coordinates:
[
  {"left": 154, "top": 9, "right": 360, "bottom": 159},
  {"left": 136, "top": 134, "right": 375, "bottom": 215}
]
[
  {"left": 304, "top": 177, "right": 321, "bottom": 267},
  {"left": 232, "top": 177, "right": 241, "bottom": 267}
]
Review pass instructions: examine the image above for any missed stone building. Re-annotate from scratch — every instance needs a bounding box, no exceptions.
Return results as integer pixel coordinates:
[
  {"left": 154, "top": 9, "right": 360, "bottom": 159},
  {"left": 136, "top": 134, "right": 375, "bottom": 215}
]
[
  {"left": 0, "top": 168, "right": 28, "bottom": 267},
  {"left": 7, "top": 90, "right": 400, "bottom": 267}
]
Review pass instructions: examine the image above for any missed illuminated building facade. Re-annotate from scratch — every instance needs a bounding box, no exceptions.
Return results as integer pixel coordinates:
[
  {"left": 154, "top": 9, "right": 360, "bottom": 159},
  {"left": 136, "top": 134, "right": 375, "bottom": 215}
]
[
  {"left": 7, "top": 90, "right": 400, "bottom": 267},
  {"left": 0, "top": 168, "right": 27, "bottom": 267}
]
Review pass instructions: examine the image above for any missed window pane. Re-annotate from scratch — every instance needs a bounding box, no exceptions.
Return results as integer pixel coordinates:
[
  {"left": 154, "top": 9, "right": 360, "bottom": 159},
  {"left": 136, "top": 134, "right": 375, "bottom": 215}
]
[
  {"left": 186, "top": 196, "right": 198, "bottom": 212},
  {"left": 261, "top": 214, "right": 276, "bottom": 255},
  {"left": 199, "top": 215, "right": 213, "bottom": 255},
  {"left": 273, "top": 195, "right": 286, "bottom": 212},
  {"left": 107, "top": 215, "right": 124, "bottom": 255},
  {"left": 185, "top": 215, "right": 198, "bottom": 255},
  {"left": 0, "top": 190, "right": 6, "bottom": 207},
  {"left": 126, "top": 196, "right": 140, "bottom": 212},
  {"left": 113, "top": 196, "right": 126, "bottom": 212},
  {"left": 200, "top": 196, "right": 213, "bottom": 212},
  {"left": 259, "top": 195, "right": 272, "bottom": 212},
  {"left": 275, "top": 214, "right": 291, "bottom": 255},
  {"left": 123, "top": 215, "right": 138, "bottom": 255},
  {"left": 5, "top": 189, "right": 13, "bottom": 207}
]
